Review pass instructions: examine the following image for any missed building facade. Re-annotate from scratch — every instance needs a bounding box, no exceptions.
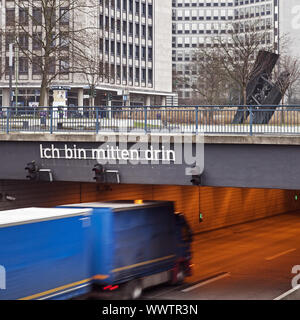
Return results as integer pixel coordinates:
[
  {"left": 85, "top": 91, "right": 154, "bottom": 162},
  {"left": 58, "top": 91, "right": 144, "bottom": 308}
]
[
  {"left": 0, "top": 0, "right": 173, "bottom": 107},
  {"left": 172, "top": 0, "right": 279, "bottom": 104}
]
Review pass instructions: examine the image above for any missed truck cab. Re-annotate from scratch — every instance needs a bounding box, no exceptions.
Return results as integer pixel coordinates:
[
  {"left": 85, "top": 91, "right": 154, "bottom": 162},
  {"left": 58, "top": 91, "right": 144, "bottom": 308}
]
[
  {"left": 58, "top": 201, "right": 193, "bottom": 299},
  {"left": 172, "top": 212, "right": 193, "bottom": 284}
]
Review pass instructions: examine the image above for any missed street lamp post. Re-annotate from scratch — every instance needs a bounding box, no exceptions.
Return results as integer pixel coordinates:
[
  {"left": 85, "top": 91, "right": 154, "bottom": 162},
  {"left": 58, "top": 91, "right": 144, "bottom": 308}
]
[
  {"left": 15, "top": 42, "right": 19, "bottom": 109},
  {"left": 9, "top": 43, "right": 14, "bottom": 107}
]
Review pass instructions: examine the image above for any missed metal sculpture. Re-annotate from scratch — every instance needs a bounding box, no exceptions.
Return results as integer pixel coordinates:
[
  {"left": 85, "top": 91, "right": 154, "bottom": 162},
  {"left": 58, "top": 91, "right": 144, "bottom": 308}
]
[{"left": 232, "top": 50, "right": 289, "bottom": 124}]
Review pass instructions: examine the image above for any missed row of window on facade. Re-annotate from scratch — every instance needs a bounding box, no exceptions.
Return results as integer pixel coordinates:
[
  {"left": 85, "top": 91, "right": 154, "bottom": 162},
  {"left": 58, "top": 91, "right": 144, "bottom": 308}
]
[
  {"left": 173, "top": 3, "right": 271, "bottom": 20},
  {"left": 173, "top": 0, "right": 272, "bottom": 7},
  {"left": 173, "top": 35, "right": 273, "bottom": 50},
  {"left": 5, "top": 1, "right": 153, "bottom": 25},
  {"left": 100, "top": 15, "right": 153, "bottom": 40},
  {"left": 173, "top": 8, "right": 233, "bottom": 19},
  {"left": 5, "top": 7, "right": 69, "bottom": 26},
  {"left": 173, "top": 17, "right": 272, "bottom": 34},
  {"left": 3, "top": 33, "right": 70, "bottom": 51},
  {"left": 174, "top": 46, "right": 272, "bottom": 70},
  {"left": 0, "top": 57, "right": 153, "bottom": 84},
  {"left": 234, "top": 4, "right": 272, "bottom": 18},
  {"left": 3, "top": 33, "right": 153, "bottom": 57},
  {"left": 0, "top": 57, "right": 69, "bottom": 75},
  {"left": 100, "top": 0, "right": 153, "bottom": 18},
  {"left": 234, "top": 0, "right": 273, "bottom": 6},
  {"left": 104, "top": 64, "right": 153, "bottom": 83},
  {"left": 173, "top": 0, "right": 234, "bottom": 7},
  {"left": 99, "top": 39, "right": 152, "bottom": 60}
]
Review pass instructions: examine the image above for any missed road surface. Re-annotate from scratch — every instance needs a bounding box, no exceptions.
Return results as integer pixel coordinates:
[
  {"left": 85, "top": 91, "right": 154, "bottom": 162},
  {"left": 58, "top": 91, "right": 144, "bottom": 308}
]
[{"left": 143, "top": 211, "right": 300, "bottom": 300}]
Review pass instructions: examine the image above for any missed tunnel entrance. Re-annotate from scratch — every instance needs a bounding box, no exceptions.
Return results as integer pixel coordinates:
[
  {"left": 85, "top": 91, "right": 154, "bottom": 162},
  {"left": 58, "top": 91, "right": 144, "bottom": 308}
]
[
  {"left": 1, "top": 180, "right": 300, "bottom": 299},
  {"left": 1, "top": 180, "right": 300, "bottom": 234}
]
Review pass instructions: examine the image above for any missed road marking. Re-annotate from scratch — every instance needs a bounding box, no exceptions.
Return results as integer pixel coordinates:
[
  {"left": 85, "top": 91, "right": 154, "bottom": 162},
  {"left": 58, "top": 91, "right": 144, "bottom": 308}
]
[
  {"left": 147, "top": 285, "right": 185, "bottom": 299},
  {"left": 265, "top": 248, "right": 296, "bottom": 261},
  {"left": 182, "top": 272, "right": 230, "bottom": 293},
  {"left": 274, "top": 284, "right": 300, "bottom": 300}
]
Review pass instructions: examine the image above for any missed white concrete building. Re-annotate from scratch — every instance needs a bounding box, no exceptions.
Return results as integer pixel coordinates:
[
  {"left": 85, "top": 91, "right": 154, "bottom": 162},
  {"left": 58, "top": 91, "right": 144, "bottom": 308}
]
[
  {"left": 172, "top": 0, "right": 279, "bottom": 103},
  {"left": 0, "top": 0, "right": 173, "bottom": 107},
  {"left": 234, "top": 0, "right": 276, "bottom": 49}
]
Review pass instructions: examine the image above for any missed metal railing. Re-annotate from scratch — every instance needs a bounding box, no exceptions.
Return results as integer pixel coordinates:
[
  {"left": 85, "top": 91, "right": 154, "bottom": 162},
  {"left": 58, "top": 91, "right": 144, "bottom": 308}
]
[{"left": 1, "top": 105, "right": 300, "bottom": 135}]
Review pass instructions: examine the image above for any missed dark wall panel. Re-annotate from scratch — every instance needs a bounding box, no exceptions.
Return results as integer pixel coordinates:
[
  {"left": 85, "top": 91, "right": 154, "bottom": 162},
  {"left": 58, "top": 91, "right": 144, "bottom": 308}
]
[{"left": 0, "top": 180, "right": 81, "bottom": 210}]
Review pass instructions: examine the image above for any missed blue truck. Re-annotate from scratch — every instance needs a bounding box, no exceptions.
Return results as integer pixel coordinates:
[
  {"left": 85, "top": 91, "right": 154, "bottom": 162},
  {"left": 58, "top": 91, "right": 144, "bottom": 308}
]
[
  {"left": 0, "top": 207, "right": 93, "bottom": 300},
  {"left": 0, "top": 201, "right": 192, "bottom": 300},
  {"left": 60, "top": 200, "right": 193, "bottom": 299}
]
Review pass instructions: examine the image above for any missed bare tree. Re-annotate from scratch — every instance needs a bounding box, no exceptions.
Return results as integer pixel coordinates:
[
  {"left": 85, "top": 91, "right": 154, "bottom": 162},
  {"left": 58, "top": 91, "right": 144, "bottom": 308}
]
[
  {"left": 276, "top": 55, "right": 300, "bottom": 104},
  {"left": 192, "top": 20, "right": 274, "bottom": 105},
  {"left": 172, "top": 68, "right": 189, "bottom": 104},
  {"left": 73, "top": 32, "right": 105, "bottom": 107},
  {"left": 190, "top": 49, "right": 229, "bottom": 105},
  {"left": 219, "top": 21, "right": 274, "bottom": 104},
  {"left": 273, "top": 36, "right": 300, "bottom": 105},
  {"left": 6, "top": 0, "right": 97, "bottom": 106}
]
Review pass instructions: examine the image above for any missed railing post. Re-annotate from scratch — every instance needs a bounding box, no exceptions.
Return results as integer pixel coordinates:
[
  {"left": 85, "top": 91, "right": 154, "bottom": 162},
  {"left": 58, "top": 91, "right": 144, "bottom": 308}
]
[
  {"left": 50, "top": 107, "right": 53, "bottom": 134},
  {"left": 96, "top": 106, "right": 99, "bottom": 134},
  {"left": 6, "top": 108, "right": 9, "bottom": 134},
  {"left": 195, "top": 106, "right": 199, "bottom": 134},
  {"left": 249, "top": 105, "right": 253, "bottom": 136},
  {"left": 144, "top": 106, "right": 148, "bottom": 133}
]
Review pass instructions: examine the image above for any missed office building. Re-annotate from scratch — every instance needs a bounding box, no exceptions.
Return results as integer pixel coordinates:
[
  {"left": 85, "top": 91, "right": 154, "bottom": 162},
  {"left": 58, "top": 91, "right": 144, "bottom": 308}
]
[{"left": 0, "top": 0, "right": 173, "bottom": 107}]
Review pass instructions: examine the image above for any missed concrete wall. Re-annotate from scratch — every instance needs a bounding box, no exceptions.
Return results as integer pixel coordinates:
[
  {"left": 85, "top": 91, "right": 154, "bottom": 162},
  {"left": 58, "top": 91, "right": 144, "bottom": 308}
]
[
  {"left": 1, "top": 180, "right": 299, "bottom": 234},
  {"left": 2, "top": 137, "right": 300, "bottom": 189}
]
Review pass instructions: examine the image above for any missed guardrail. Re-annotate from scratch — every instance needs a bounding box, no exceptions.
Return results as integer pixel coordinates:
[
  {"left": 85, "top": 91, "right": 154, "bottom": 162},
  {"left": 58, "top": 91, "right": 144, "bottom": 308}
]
[{"left": 1, "top": 105, "right": 300, "bottom": 135}]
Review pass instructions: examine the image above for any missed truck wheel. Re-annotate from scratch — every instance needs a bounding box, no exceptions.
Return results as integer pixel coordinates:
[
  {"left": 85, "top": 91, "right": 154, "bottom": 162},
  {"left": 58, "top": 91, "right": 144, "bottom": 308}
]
[
  {"left": 173, "top": 265, "right": 185, "bottom": 285},
  {"left": 123, "top": 280, "right": 143, "bottom": 300},
  {"left": 176, "top": 268, "right": 185, "bottom": 283}
]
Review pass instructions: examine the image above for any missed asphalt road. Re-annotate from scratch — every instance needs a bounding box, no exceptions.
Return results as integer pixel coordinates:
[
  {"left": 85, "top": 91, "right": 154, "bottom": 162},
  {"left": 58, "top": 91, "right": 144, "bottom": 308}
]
[{"left": 143, "top": 211, "right": 300, "bottom": 300}]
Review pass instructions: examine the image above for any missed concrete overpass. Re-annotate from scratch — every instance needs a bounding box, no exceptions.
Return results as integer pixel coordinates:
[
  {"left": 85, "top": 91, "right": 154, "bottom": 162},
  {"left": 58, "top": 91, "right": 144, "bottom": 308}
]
[
  {"left": 2, "top": 108, "right": 300, "bottom": 300},
  {"left": 1, "top": 132, "right": 300, "bottom": 190}
]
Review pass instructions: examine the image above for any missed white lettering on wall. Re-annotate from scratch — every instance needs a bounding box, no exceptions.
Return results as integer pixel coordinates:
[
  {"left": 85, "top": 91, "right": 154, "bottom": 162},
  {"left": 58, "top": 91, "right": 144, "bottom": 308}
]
[{"left": 39, "top": 144, "right": 176, "bottom": 163}]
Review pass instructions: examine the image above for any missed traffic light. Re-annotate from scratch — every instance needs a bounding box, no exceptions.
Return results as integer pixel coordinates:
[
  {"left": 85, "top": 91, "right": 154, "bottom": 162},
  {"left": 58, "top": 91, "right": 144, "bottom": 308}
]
[
  {"left": 105, "top": 92, "right": 112, "bottom": 103},
  {"left": 92, "top": 164, "right": 105, "bottom": 183},
  {"left": 191, "top": 174, "right": 201, "bottom": 186},
  {"left": 25, "top": 161, "right": 39, "bottom": 181},
  {"left": 90, "top": 88, "right": 97, "bottom": 98}
]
